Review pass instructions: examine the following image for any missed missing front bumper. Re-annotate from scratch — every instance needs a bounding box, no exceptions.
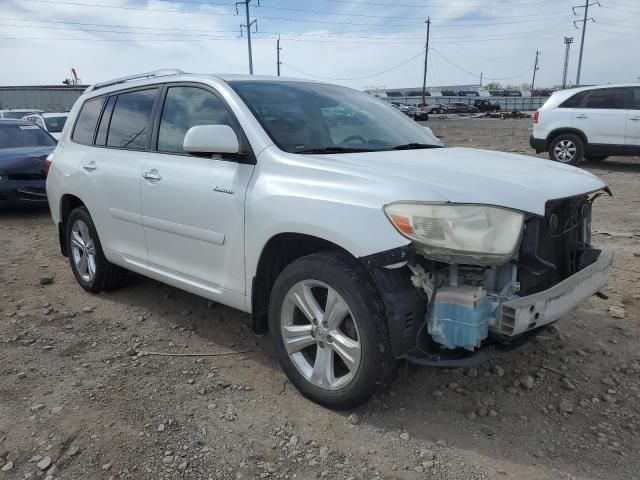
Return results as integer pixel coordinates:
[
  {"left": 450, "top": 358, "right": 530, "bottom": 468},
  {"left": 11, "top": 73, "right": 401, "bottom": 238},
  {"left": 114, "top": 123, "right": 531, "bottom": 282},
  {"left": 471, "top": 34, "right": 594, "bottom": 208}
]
[{"left": 498, "top": 248, "right": 613, "bottom": 337}]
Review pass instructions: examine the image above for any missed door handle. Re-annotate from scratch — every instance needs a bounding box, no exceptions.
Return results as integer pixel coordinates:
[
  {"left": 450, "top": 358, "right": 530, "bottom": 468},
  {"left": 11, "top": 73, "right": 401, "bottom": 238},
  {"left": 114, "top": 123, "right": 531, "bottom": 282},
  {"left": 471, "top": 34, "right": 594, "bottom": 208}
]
[
  {"left": 575, "top": 114, "right": 588, "bottom": 119},
  {"left": 630, "top": 116, "right": 640, "bottom": 121},
  {"left": 82, "top": 161, "right": 97, "bottom": 171},
  {"left": 142, "top": 170, "right": 162, "bottom": 181}
]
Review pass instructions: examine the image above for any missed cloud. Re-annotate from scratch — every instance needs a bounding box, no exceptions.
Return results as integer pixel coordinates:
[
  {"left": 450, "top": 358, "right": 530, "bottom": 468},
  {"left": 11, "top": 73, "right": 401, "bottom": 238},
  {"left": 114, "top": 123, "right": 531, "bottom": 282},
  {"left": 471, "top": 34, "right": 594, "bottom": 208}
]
[{"left": 0, "top": 0, "right": 637, "bottom": 89}]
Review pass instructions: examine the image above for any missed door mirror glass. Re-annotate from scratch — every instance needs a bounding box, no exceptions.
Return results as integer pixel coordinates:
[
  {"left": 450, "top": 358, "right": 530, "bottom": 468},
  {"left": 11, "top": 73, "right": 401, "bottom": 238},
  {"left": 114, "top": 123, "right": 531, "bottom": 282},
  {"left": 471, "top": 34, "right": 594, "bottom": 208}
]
[{"left": 183, "top": 124, "right": 240, "bottom": 155}]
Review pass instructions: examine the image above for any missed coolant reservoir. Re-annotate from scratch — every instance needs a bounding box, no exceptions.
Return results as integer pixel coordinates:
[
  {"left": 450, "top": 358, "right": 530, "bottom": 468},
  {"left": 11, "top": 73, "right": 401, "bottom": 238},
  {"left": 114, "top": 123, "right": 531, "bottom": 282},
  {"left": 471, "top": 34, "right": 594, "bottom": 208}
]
[{"left": 428, "top": 285, "right": 493, "bottom": 351}]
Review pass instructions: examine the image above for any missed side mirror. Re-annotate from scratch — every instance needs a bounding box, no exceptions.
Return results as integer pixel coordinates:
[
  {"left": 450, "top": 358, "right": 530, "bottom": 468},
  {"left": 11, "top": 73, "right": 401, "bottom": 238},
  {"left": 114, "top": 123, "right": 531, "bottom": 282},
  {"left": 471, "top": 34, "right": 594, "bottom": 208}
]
[{"left": 183, "top": 125, "right": 239, "bottom": 155}]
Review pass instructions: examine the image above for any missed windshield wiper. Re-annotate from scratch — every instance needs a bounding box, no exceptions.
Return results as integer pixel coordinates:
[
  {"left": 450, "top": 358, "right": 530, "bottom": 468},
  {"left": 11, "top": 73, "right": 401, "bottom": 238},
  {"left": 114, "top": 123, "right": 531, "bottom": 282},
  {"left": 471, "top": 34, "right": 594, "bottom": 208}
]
[
  {"left": 296, "top": 146, "right": 376, "bottom": 154},
  {"left": 389, "top": 143, "right": 441, "bottom": 150}
]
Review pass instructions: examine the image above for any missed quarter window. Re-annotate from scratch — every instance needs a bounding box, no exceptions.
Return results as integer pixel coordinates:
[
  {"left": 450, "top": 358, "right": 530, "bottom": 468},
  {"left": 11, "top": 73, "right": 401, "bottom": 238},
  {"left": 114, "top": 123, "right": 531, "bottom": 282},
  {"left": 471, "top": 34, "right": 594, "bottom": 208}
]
[
  {"left": 107, "top": 88, "right": 158, "bottom": 150},
  {"left": 559, "top": 91, "right": 587, "bottom": 108},
  {"left": 72, "top": 97, "right": 105, "bottom": 145},
  {"left": 95, "top": 96, "right": 116, "bottom": 146},
  {"left": 583, "top": 88, "right": 628, "bottom": 109},
  {"left": 157, "top": 86, "right": 234, "bottom": 154}
]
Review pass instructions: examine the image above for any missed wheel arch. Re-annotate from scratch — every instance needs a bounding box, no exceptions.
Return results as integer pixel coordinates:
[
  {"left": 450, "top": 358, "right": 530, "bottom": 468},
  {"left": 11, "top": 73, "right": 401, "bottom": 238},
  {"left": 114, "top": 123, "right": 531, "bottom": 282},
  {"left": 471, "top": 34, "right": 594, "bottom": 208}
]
[
  {"left": 545, "top": 128, "right": 588, "bottom": 150},
  {"left": 58, "top": 194, "right": 87, "bottom": 256},
  {"left": 250, "top": 232, "right": 352, "bottom": 334}
]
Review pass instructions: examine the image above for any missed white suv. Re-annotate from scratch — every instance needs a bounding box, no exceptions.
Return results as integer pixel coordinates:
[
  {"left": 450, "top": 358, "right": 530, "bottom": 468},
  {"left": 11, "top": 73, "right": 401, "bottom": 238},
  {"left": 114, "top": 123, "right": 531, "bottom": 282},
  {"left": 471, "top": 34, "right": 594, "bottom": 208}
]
[
  {"left": 531, "top": 83, "right": 640, "bottom": 165},
  {"left": 47, "top": 70, "right": 612, "bottom": 408}
]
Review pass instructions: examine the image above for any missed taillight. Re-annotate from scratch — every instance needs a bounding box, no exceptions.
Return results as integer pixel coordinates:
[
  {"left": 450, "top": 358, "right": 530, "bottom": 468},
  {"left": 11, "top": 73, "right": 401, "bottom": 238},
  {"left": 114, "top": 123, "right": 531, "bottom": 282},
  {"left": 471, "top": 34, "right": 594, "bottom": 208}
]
[
  {"left": 44, "top": 152, "right": 54, "bottom": 176},
  {"left": 533, "top": 111, "right": 539, "bottom": 124}
]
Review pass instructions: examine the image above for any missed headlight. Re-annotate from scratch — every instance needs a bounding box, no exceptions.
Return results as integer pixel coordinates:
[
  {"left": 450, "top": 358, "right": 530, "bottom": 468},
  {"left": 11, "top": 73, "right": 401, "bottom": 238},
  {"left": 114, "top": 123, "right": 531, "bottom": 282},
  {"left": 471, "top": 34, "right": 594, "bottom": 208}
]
[{"left": 384, "top": 203, "right": 524, "bottom": 264}]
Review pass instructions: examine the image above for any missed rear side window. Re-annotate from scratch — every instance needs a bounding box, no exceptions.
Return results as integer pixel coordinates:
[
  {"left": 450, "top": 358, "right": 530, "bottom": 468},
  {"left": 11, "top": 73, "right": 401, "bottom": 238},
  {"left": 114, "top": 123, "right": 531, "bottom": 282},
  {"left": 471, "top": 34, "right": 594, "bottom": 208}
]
[
  {"left": 107, "top": 88, "right": 158, "bottom": 150},
  {"left": 72, "top": 97, "right": 105, "bottom": 145},
  {"left": 583, "top": 88, "right": 628, "bottom": 109},
  {"left": 559, "top": 91, "right": 587, "bottom": 108},
  {"left": 157, "top": 86, "right": 234, "bottom": 154},
  {"left": 95, "top": 96, "right": 116, "bottom": 146},
  {"left": 633, "top": 88, "right": 640, "bottom": 109}
]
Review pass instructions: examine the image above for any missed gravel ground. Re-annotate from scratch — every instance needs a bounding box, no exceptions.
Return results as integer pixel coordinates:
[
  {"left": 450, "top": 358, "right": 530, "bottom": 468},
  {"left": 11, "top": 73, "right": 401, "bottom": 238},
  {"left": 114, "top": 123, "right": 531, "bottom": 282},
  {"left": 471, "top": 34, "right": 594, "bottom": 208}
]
[{"left": 1, "top": 117, "right": 639, "bottom": 480}]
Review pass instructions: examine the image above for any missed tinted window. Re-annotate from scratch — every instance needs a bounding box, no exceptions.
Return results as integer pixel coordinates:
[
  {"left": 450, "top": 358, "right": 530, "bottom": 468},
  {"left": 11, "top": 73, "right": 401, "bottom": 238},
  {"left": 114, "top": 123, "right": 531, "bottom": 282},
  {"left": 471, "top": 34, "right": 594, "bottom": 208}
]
[
  {"left": 583, "top": 88, "right": 628, "bottom": 109},
  {"left": 95, "top": 96, "right": 116, "bottom": 146},
  {"left": 72, "top": 97, "right": 105, "bottom": 144},
  {"left": 107, "top": 88, "right": 157, "bottom": 150},
  {"left": 157, "top": 86, "right": 234, "bottom": 153},
  {"left": 559, "top": 91, "right": 587, "bottom": 108},
  {"left": 0, "top": 124, "right": 56, "bottom": 148},
  {"left": 43, "top": 116, "right": 67, "bottom": 133},
  {"left": 633, "top": 88, "right": 640, "bottom": 109}
]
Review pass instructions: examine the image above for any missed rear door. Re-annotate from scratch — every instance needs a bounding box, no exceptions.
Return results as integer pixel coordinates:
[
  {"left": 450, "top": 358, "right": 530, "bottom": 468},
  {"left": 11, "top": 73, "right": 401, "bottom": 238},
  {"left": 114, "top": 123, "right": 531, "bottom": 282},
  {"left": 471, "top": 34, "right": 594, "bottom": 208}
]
[
  {"left": 572, "top": 87, "right": 629, "bottom": 145},
  {"left": 140, "top": 83, "right": 254, "bottom": 302},
  {"left": 75, "top": 87, "right": 160, "bottom": 263},
  {"left": 625, "top": 87, "right": 640, "bottom": 149}
]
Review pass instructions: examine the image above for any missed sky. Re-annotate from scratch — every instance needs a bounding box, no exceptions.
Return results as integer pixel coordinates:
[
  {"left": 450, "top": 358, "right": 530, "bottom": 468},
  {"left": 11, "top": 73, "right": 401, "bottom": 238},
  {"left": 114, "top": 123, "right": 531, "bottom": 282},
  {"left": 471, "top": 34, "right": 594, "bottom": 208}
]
[{"left": 0, "top": 0, "right": 639, "bottom": 90}]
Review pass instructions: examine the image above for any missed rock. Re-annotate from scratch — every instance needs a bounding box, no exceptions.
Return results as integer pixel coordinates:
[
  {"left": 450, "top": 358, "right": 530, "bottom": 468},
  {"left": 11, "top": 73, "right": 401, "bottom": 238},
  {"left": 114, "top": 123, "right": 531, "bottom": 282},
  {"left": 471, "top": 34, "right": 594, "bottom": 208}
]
[
  {"left": 422, "top": 461, "right": 435, "bottom": 469},
  {"left": 436, "top": 439, "right": 447, "bottom": 448},
  {"left": 39, "top": 277, "right": 53, "bottom": 285},
  {"left": 37, "top": 456, "right": 52, "bottom": 470},
  {"left": 467, "top": 411, "right": 477, "bottom": 420},
  {"left": 51, "top": 406, "right": 63, "bottom": 414},
  {"left": 559, "top": 398, "right": 574, "bottom": 414},
  {"left": 520, "top": 375, "right": 534, "bottom": 390},
  {"left": 609, "top": 305, "right": 625, "bottom": 319},
  {"left": 348, "top": 413, "right": 359, "bottom": 425},
  {"left": 419, "top": 449, "right": 434, "bottom": 460},
  {"left": 101, "top": 463, "right": 112, "bottom": 471},
  {"left": 47, "top": 464, "right": 59, "bottom": 476},
  {"left": 178, "top": 461, "right": 188, "bottom": 471},
  {"left": 561, "top": 379, "right": 576, "bottom": 391},
  {"left": 31, "top": 403, "right": 46, "bottom": 411},
  {"left": 65, "top": 444, "right": 80, "bottom": 456},
  {"left": 162, "top": 456, "right": 173, "bottom": 464},
  {"left": 16, "top": 371, "right": 27, "bottom": 379},
  {"left": 447, "top": 382, "right": 459, "bottom": 390},
  {"left": 319, "top": 446, "right": 329, "bottom": 458},
  {"left": 126, "top": 347, "right": 137, "bottom": 356},
  {"left": 82, "top": 306, "right": 94, "bottom": 313},
  {"left": 399, "top": 432, "right": 411, "bottom": 441},
  {"left": 289, "top": 435, "right": 299, "bottom": 446},
  {"left": 492, "top": 365, "right": 505, "bottom": 377},
  {"left": 414, "top": 466, "right": 424, "bottom": 473},
  {"left": 1, "top": 461, "right": 13, "bottom": 472},
  {"left": 157, "top": 423, "right": 165, "bottom": 432}
]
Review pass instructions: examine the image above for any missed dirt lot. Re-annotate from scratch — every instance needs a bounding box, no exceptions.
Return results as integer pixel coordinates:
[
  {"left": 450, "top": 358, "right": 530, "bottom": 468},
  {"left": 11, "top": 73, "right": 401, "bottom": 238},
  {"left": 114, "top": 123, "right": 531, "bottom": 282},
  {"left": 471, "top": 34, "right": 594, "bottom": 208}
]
[{"left": 1, "top": 117, "right": 639, "bottom": 480}]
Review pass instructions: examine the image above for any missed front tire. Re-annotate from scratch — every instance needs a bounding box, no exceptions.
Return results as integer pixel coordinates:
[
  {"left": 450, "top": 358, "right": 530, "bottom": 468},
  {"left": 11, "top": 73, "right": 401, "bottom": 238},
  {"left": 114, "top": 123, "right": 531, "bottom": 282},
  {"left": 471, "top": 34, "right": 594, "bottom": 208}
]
[
  {"left": 268, "top": 251, "right": 395, "bottom": 409},
  {"left": 66, "top": 207, "right": 127, "bottom": 293},
  {"left": 548, "top": 133, "right": 584, "bottom": 165}
]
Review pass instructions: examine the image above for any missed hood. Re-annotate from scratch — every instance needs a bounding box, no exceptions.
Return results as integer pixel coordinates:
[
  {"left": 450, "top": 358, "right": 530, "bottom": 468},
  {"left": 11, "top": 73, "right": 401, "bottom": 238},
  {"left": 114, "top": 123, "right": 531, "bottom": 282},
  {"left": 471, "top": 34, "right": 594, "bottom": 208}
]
[
  {"left": 305, "top": 147, "right": 607, "bottom": 216},
  {"left": 0, "top": 146, "right": 52, "bottom": 176}
]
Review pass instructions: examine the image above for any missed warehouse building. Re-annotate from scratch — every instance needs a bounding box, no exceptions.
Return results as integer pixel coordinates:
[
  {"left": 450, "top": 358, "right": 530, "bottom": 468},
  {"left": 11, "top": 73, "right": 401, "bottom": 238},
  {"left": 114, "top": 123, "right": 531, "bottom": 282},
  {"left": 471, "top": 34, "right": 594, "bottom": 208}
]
[{"left": 0, "top": 85, "right": 86, "bottom": 112}]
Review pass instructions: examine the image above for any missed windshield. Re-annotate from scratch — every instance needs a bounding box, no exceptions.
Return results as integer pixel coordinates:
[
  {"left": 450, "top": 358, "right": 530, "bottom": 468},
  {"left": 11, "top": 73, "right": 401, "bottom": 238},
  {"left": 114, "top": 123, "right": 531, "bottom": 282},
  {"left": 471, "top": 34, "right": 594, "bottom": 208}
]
[
  {"left": 229, "top": 81, "right": 441, "bottom": 154},
  {"left": 44, "top": 116, "right": 67, "bottom": 133},
  {"left": 0, "top": 124, "right": 56, "bottom": 148}
]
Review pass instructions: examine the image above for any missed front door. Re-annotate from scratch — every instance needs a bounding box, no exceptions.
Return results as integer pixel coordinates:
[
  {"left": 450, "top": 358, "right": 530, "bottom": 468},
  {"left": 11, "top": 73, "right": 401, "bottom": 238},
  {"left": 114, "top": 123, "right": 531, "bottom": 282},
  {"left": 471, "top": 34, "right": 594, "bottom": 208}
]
[
  {"left": 140, "top": 84, "right": 254, "bottom": 300},
  {"left": 625, "top": 87, "right": 640, "bottom": 149}
]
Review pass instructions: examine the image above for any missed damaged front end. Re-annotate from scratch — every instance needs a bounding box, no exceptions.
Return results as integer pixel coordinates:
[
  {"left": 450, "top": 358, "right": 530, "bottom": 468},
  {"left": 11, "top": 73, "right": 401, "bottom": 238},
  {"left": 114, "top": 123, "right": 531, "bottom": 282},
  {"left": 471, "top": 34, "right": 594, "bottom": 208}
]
[{"left": 363, "top": 192, "right": 613, "bottom": 367}]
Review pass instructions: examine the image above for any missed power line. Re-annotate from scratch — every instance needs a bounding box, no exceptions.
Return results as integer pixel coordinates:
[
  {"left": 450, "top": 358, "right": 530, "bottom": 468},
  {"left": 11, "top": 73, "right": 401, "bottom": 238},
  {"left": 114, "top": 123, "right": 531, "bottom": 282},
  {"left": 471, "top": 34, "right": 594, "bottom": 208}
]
[
  {"left": 18, "top": 0, "right": 237, "bottom": 15},
  {"left": 430, "top": 48, "right": 533, "bottom": 81},
  {"left": 309, "top": 0, "right": 563, "bottom": 8},
  {"left": 282, "top": 49, "right": 424, "bottom": 81}
]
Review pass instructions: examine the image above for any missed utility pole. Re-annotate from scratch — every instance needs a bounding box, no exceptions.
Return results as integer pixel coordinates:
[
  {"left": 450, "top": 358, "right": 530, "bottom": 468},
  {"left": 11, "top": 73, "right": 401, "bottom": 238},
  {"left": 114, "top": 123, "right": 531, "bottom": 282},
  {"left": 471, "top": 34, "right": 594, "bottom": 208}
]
[
  {"left": 479, "top": 71, "right": 483, "bottom": 87},
  {"left": 236, "top": 0, "right": 259, "bottom": 75},
  {"left": 531, "top": 50, "right": 540, "bottom": 93},
  {"left": 573, "top": 0, "right": 600, "bottom": 86},
  {"left": 562, "top": 37, "right": 573, "bottom": 89},
  {"left": 421, "top": 17, "right": 430, "bottom": 107},
  {"left": 276, "top": 34, "right": 282, "bottom": 76}
]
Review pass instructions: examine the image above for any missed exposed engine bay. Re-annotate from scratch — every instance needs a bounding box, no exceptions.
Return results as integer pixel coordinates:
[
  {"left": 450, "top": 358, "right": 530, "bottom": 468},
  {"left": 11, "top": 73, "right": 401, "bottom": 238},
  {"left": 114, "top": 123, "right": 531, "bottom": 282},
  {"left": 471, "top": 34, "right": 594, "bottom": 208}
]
[{"left": 366, "top": 192, "right": 612, "bottom": 365}]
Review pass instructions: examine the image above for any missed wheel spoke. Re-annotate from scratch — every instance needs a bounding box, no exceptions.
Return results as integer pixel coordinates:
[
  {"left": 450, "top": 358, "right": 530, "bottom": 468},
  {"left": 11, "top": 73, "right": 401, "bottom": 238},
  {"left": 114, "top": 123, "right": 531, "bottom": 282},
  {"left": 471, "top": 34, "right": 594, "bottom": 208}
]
[
  {"left": 289, "top": 283, "right": 324, "bottom": 323},
  {"left": 79, "top": 222, "right": 91, "bottom": 243},
  {"left": 310, "top": 346, "right": 335, "bottom": 388},
  {"left": 88, "top": 255, "right": 96, "bottom": 278},
  {"left": 71, "top": 231, "right": 84, "bottom": 249},
  {"left": 282, "top": 324, "right": 315, "bottom": 354},
  {"left": 324, "top": 288, "right": 349, "bottom": 329},
  {"left": 85, "top": 239, "right": 96, "bottom": 255},
  {"left": 330, "top": 332, "right": 361, "bottom": 373},
  {"left": 78, "top": 254, "right": 88, "bottom": 276}
]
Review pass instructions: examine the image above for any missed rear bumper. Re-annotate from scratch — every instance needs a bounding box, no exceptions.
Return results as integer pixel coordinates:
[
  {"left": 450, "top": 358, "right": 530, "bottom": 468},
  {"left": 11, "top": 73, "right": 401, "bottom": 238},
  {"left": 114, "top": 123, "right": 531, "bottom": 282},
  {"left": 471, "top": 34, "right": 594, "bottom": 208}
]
[
  {"left": 499, "top": 248, "right": 613, "bottom": 337},
  {"left": 529, "top": 135, "right": 546, "bottom": 153},
  {"left": 0, "top": 180, "right": 48, "bottom": 208}
]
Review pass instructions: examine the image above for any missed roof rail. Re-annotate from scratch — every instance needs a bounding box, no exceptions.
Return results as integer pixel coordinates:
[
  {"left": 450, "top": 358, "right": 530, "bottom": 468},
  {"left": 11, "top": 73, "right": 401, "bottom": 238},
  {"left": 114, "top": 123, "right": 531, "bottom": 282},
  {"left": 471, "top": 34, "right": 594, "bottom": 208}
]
[{"left": 86, "top": 69, "right": 185, "bottom": 93}]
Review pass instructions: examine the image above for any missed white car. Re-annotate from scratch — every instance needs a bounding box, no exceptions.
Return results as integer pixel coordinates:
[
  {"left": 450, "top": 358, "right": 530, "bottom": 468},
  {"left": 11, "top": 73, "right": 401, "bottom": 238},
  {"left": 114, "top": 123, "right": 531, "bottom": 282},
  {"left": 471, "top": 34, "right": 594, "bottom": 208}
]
[
  {"left": 0, "top": 108, "right": 44, "bottom": 119},
  {"left": 531, "top": 83, "right": 640, "bottom": 165},
  {"left": 46, "top": 70, "right": 612, "bottom": 409},
  {"left": 22, "top": 113, "right": 68, "bottom": 140}
]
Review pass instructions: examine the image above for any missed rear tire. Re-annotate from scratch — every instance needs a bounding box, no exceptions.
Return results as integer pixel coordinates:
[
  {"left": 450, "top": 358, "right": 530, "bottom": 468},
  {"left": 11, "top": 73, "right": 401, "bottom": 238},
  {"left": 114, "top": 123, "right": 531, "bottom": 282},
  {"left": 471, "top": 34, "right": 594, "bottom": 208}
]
[
  {"left": 548, "top": 133, "right": 584, "bottom": 165},
  {"left": 268, "top": 251, "right": 396, "bottom": 409},
  {"left": 66, "top": 207, "right": 127, "bottom": 293}
]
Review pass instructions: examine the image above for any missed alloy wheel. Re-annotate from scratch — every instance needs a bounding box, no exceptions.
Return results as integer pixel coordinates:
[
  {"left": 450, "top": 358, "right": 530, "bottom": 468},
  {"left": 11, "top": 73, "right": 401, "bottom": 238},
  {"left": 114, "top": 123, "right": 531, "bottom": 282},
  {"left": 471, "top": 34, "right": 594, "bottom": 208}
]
[
  {"left": 280, "top": 280, "right": 361, "bottom": 391},
  {"left": 553, "top": 139, "right": 577, "bottom": 163},
  {"left": 70, "top": 219, "right": 97, "bottom": 282}
]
